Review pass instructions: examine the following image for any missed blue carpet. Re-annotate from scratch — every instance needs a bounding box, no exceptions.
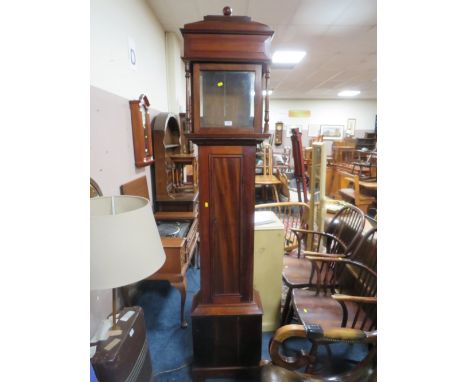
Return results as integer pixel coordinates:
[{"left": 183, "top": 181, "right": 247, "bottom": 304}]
[{"left": 136, "top": 266, "right": 368, "bottom": 381}]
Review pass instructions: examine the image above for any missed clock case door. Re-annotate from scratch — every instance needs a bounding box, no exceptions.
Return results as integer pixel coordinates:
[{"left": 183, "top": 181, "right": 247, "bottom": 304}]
[{"left": 192, "top": 63, "right": 263, "bottom": 135}]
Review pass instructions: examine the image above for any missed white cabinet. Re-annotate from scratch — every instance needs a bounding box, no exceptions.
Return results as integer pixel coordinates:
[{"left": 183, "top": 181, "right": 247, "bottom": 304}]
[{"left": 253, "top": 211, "right": 285, "bottom": 332}]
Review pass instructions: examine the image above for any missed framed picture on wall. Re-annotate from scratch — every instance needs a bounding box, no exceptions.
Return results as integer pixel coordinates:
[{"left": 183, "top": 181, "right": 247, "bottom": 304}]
[
  {"left": 319, "top": 125, "right": 344, "bottom": 140},
  {"left": 346, "top": 118, "right": 356, "bottom": 137}
]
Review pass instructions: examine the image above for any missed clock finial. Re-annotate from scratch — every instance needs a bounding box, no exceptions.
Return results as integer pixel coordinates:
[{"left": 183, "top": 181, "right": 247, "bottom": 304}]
[{"left": 223, "top": 6, "right": 232, "bottom": 16}]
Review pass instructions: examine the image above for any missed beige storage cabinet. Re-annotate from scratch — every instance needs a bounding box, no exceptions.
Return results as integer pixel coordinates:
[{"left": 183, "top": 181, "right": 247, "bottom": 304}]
[{"left": 253, "top": 211, "right": 285, "bottom": 332}]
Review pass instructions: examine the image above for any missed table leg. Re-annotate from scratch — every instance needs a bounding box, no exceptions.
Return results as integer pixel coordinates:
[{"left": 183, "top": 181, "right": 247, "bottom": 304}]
[{"left": 172, "top": 278, "right": 188, "bottom": 328}]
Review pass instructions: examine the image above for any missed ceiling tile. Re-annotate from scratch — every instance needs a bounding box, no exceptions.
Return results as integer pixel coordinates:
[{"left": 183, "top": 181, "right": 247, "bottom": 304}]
[
  {"left": 145, "top": 0, "right": 376, "bottom": 99},
  {"left": 334, "top": 0, "right": 377, "bottom": 26},
  {"left": 291, "top": 0, "right": 353, "bottom": 25}
]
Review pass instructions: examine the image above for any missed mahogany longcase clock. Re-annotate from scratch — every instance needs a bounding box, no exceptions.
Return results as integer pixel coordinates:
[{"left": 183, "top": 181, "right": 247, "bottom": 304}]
[{"left": 181, "top": 6, "right": 274, "bottom": 381}]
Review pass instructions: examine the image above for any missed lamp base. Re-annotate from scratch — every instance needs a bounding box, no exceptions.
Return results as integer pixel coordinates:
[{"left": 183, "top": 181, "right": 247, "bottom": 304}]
[{"left": 111, "top": 287, "right": 121, "bottom": 331}]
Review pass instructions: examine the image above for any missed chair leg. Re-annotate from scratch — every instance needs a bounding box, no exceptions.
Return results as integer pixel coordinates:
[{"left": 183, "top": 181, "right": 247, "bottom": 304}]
[
  {"left": 296, "top": 178, "right": 302, "bottom": 202},
  {"left": 196, "top": 237, "right": 200, "bottom": 269},
  {"left": 281, "top": 287, "right": 293, "bottom": 325},
  {"left": 272, "top": 184, "right": 280, "bottom": 203},
  {"left": 172, "top": 278, "right": 188, "bottom": 328},
  {"left": 356, "top": 202, "right": 370, "bottom": 215}
]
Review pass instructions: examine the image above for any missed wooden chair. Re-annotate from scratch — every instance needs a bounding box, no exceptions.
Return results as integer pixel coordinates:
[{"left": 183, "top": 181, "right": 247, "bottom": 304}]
[
  {"left": 256, "top": 143, "right": 283, "bottom": 202},
  {"left": 296, "top": 228, "right": 377, "bottom": 299},
  {"left": 337, "top": 171, "right": 376, "bottom": 215},
  {"left": 291, "top": 128, "right": 308, "bottom": 203},
  {"left": 331, "top": 140, "right": 356, "bottom": 164},
  {"left": 273, "top": 147, "right": 292, "bottom": 175},
  {"left": 350, "top": 228, "right": 377, "bottom": 271},
  {"left": 263, "top": 323, "right": 376, "bottom": 381},
  {"left": 277, "top": 172, "right": 291, "bottom": 201},
  {"left": 255, "top": 202, "right": 310, "bottom": 254},
  {"left": 266, "top": 238, "right": 377, "bottom": 380},
  {"left": 290, "top": 256, "right": 377, "bottom": 348},
  {"left": 291, "top": 237, "right": 377, "bottom": 323},
  {"left": 281, "top": 206, "right": 365, "bottom": 325},
  {"left": 351, "top": 149, "right": 377, "bottom": 180}
]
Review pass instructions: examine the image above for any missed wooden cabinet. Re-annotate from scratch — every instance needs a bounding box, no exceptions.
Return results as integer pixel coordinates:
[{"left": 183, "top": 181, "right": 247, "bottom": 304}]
[{"left": 253, "top": 212, "right": 285, "bottom": 331}]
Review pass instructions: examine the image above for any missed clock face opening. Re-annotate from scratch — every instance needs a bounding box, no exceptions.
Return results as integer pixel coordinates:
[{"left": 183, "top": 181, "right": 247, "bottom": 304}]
[{"left": 199, "top": 70, "right": 255, "bottom": 129}]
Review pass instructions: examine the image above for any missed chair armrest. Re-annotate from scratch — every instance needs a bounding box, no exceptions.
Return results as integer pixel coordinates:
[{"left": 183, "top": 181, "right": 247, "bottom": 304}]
[
  {"left": 269, "top": 324, "right": 311, "bottom": 370},
  {"left": 290, "top": 229, "right": 347, "bottom": 252},
  {"left": 305, "top": 256, "right": 377, "bottom": 277},
  {"left": 269, "top": 324, "right": 377, "bottom": 370},
  {"left": 322, "top": 327, "right": 369, "bottom": 342},
  {"left": 332, "top": 294, "right": 377, "bottom": 304},
  {"left": 302, "top": 251, "right": 346, "bottom": 258}
]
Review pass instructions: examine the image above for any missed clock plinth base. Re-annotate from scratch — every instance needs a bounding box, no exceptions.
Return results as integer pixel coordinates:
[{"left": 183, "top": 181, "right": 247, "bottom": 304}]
[
  {"left": 191, "top": 290, "right": 263, "bottom": 381},
  {"left": 191, "top": 365, "right": 260, "bottom": 382}
]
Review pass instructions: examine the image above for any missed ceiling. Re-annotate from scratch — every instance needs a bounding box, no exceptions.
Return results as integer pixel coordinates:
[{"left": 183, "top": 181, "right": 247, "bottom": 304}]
[{"left": 147, "top": 0, "right": 376, "bottom": 100}]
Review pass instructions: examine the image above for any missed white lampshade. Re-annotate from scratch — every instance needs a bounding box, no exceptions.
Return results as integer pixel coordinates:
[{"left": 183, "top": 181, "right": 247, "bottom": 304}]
[{"left": 90, "top": 195, "right": 166, "bottom": 290}]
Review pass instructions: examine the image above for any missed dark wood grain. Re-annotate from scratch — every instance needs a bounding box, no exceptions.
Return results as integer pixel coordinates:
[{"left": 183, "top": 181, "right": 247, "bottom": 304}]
[
  {"left": 210, "top": 154, "right": 242, "bottom": 297},
  {"left": 120, "top": 176, "right": 150, "bottom": 199},
  {"left": 183, "top": 8, "right": 273, "bottom": 379},
  {"left": 197, "top": 145, "right": 256, "bottom": 304},
  {"left": 129, "top": 99, "right": 154, "bottom": 168}
]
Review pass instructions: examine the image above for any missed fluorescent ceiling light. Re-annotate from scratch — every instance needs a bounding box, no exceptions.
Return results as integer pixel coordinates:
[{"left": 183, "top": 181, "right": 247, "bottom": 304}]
[
  {"left": 338, "top": 90, "right": 361, "bottom": 97},
  {"left": 272, "top": 51, "right": 306, "bottom": 64}
]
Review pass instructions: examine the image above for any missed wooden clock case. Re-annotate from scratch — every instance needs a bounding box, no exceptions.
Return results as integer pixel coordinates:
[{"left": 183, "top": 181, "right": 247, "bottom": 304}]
[
  {"left": 181, "top": 7, "right": 274, "bottom": 381},
  {"left": 275, "top": 122, "right": 284, "bottom": 145}
]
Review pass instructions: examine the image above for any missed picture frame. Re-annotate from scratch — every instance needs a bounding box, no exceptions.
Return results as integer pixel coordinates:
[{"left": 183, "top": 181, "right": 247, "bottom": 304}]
[
  {"left": 346, "top": 118, "right": 356, "bottom": 137},
  {"left": 129, "top": 94, "right": 155, "bottom": 167},
  {"left": 319, "top": 125, "right": 344, "bottom": 140}
]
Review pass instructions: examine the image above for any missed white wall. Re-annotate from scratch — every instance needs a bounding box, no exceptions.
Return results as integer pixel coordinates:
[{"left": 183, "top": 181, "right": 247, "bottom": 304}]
[
  {"left": 268, "top": 99, "right": 377, "bottom": 155},
  {"left": 165, "top": 32, "right": 186, "bottom": 114},
  {"left": 90, "top": 0, "right": 173, "bottom": 338},
  {"left": 91, "top": 0, "right": 168, "bottom": 110}
]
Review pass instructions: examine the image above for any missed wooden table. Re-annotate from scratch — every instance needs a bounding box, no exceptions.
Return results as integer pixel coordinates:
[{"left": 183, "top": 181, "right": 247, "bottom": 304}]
[
  {"left": 332, "top": 146, "right": 355, "bottom": 163},
  {"left": 354, "top": 179, "right": 377, "bottom": 191}
]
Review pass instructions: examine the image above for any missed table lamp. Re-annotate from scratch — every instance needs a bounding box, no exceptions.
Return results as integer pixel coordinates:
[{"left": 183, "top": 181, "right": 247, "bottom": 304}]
[{"left": 91, "top": 195, "right": 166, "bottom": 330}]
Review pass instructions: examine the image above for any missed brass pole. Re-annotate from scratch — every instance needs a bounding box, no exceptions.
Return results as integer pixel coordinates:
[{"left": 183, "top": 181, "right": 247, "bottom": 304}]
[{"left": 112, "top": 287, "right": 119, "bottom": 330}]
